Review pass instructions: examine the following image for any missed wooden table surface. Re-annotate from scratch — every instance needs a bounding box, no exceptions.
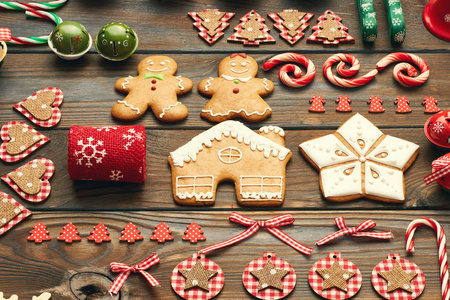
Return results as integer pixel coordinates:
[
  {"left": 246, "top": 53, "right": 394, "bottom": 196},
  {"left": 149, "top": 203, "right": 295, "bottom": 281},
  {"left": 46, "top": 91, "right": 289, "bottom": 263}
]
[{"left": 1, "top": 0, "right": 450, "bottom": 299}]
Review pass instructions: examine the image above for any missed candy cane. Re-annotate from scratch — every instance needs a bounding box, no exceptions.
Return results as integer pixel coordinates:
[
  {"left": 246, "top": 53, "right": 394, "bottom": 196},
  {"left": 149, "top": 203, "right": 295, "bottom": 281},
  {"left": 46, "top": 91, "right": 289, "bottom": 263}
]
[
  {"left": 0, "top": 0, "right": 66, "bottom": 11},
  {"left": 263, "top": 52, "right": 316, "bottom": 88},
  {"left": 406, "top": 218, "right": 449, "bottom": 300},
  {"left": 323, "top": 52, "right": 429, "bottom": 88},
  {"left": 323, "top": 53, "right": 378, "bottom": 88},
  {"left": 6, "top": 9, "right": 62, "bottom": 45},
  {"left": 376, "top": 52, "right": 430, "bottom": 87}
]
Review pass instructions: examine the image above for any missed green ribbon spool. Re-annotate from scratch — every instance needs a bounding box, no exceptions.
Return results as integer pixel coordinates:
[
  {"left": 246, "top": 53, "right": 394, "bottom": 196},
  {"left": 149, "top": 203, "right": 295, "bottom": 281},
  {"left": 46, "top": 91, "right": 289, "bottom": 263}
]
[
  {"left": 384, "top": 0, "right": 406, "bottom": 43},
  {"left": 357, "top": 0, "right": 378, "bottom": 42}
]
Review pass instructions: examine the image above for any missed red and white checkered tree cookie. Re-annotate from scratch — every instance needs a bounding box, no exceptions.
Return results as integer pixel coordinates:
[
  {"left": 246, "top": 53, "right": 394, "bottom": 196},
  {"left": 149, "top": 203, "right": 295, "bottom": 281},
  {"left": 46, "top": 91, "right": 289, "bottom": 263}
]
[
  {"left": 309, "top": 252, "right": 362, "bottom": 299},
  {"left": 0, "top": 192, "right": 32, "bottom": 236},
  {"left": 182, "top": 222, "right": 206, "bottom": 243},
  {"left": 188, "top": 9, "right": 235, "bottom": 45},
  {"left": 307, "top": 10, "right": 354, "bottom": 45},
  {"left": 171, "top": 253, "right": 224, "bottom": 299},
  {"left": 120, "top": 222, "right": 143, "bottom": 243},
  {"left": 27, "top": 222, "right": 51, "bottom": 243},
  {"left": 57, "top": 222, "right": 81, "bottom": 243},
  {"left": 243, "top": 252, "right": 296, "bottom": 300},
  {"left": 228, "top": 10, "right": 275, "bottom": 46},
  {"left": 372, "top": 254, "right": 425, "bottom": 300},
  {"left": 267, "top": 10, "right": 314, "bottom": 45},
  {"left": 87, "top": 223, "right": 111, "bottom": 244},
  {"left": 150, "top": 222, "right": 174, "bottom": 243}
]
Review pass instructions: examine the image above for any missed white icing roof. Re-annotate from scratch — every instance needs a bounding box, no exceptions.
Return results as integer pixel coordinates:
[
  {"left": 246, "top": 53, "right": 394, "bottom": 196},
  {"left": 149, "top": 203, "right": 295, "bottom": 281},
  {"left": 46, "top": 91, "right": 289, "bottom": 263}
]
[
  {"left": 259, "top": 125, "right": 285, "bottom": 137},
  {"left": 170, "top": 121, "right": 291, "bottom": 167}
]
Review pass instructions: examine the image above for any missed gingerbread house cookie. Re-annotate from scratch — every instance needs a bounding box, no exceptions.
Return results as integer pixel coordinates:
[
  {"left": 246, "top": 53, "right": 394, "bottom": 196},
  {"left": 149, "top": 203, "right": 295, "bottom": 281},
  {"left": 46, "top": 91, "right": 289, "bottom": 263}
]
[
  {"left": 299, "top": 113, "right": 419, "bottom": 203},
  {"left": 168, "top": 121, "right": 292, "bottom": 206}
]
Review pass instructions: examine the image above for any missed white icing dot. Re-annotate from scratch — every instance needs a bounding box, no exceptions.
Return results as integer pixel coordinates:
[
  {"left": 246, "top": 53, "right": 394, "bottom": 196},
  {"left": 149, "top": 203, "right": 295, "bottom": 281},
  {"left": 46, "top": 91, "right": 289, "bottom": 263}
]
[
  {"left": 247, "top": 27, "right": 253, "bottom": 32},
  {"left": 403, "top": 284, "right": 410, "bottom": 289},
  {"left": 1, "top": 218, "right": 5, "bottom": 223},
  {"left": 41, "top": 104, "right": 47, "bottom": 109},
  {"left": 270, "top": 269, "right": 276, "bottom": 275},
  {"left": 358, "top": 140, "right": 364, "bottom": 145},
  {"left": 345, "top": 170, "right": 351, "bottom": 175},
  {"left": 19, "top": 145, "right": 25, "bottom": 151},
  {"left": 343, "top": 274, "right": 349, "bottom": 280},
  {"left": 339, "top": 176, "right": 344, "bottom": 181},
  {"left": 359, "top": 157, "right": 366, "bottom": 162},
  {"left": 32, "top": 163, "right": 38, "bottom": 168},
  {"left": 2, "top": 199, "right": 7, "bottom": 203},
  {"left": 319, "top": 147, "right": 323, "bottom": 151},
  {"left": 27, "top": 183, "right": 33, "bottom": 188},
  {"left": 337, "top": 150, "right": 342, "bottom": 155},
  {"left": 192, "top": 280, "right": 198, "bottom": 285},
  {"left": 204, "top": 18, "right": 210, "bottom": 22},
  {"left": 160, "top": 62, "right": 165, "bottom": 66},
  {"left": 288, "top": 23, "right": 294, "bottom": 28},
  {"left": 17, "top": 172, "right": 23, "bottom": 177},
  {"left": 405, "top": 270, "right": 411, "bottom": 274},
  {"left": 324, "top": 274, "right": 330, "bottom": 279},
  {"left": 373, "top": 173, "right": 378, "bottom": 178},
  {"left": 262, "top": 283, "right": 268, "bottom": 288},
  {"left": 14, "top": 208, "right": 20, "bottom": 213},
  {"left": 22, "top": 128, "right": 28, "bottom": 133},
  {"left": 231, "top": 62, "right": 236, "bottom": 67},
  {"left": 241, "top": 62, "right": 247, "bottom": 67},
  {"left": 33, "top": 136, "right": 39, "bottom": 140}
]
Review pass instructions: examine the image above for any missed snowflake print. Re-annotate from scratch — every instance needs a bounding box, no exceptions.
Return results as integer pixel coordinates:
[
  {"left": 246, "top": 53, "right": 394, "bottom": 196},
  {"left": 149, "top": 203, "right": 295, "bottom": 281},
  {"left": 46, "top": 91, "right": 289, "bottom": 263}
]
[
  {"left": 392, "top": 18, "right": 402, "bottom": 26},
  {"left": 365, "top": 20, "right": 375, "bottom": 29},
  {"left": 95, "top": 126, "right": 118, "bottom": 132},
  {"left": 394, "top": 30, "right": 405, "bottom": 42},
  {"left": 367, "top": 12, "right": 376, "bottom": 18},
  {"left": 123, "top": 128, "right": 144, "bottom": 150},
  {"left": 445, "top": 14, "right": 450, "bottom": 23},
  {"left": 73, "top": 35, "right": 83, "bottom": 44},
  {"left": 110, "top": 170, "right": 124, "bottom": 181},
  {"left": 75, "top": 137, "right": 107, "bottom": 167},
  {"left": 388, "top": 0, "right": 400, "bottom": 5},
  {"left": 361, "top": 4, "right": 370, "bottom": 11},
  {"left": 365, "top": 34, "right": 377, "bottom": 42},
  {"left": 433, "top": 122, "right": 445, "bottom": 134},
  {"left": 393, "top": 7, "right": 403, "bottom": 15},
  {"left": 55, "top": 32, "right": 63, "bottom": 42}
]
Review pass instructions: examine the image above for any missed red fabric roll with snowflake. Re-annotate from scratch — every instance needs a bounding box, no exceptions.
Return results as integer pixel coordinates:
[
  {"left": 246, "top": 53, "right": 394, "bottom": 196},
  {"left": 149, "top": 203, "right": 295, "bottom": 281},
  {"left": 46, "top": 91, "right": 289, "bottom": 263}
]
[{"left": 68, "top": 126, "right": 146, "bottom": 183}]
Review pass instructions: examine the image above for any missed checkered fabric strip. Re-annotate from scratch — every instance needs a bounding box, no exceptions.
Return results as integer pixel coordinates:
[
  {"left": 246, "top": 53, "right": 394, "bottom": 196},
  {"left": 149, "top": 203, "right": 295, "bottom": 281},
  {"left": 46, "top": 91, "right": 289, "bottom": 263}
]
[
  {"left": 0, "top": 121, "right": 50, "bottom": 163},
  {"left": 307, "top": 10, "right": 355, "bottom": 45},
  {"left": 13, "top": 87, "right": 63, "bottom": 128},
  {"left": 0, "top": 28, "right": 11, "bottom": 42},
  {"left": 424, "top": 163, "right": 450, "bottom": 185},
  {"left": 228, "top": 10, "right": 276, "bottom": 46},
  {"left": 267, "top": 12, "right": 314, "bottom": 45},
  {"left": 0, "top": 191, "right": 32, "bottom": 236},
  {"left": 243, "top": 252, "right": 296, "bottom": 299},
  {"left": 171, "top": 253, "right": 224, "bottom": 299},
  {"left": 371, "top": 254, "right": 426, "bottom": 300},
  {"left": 188, "top": 10, "right": 235, "bottom": 45},
  {"left": 1, "top": 158, "right": 54, "bottom": 203},
  {"left": 316, "top": 217, "right": 393, "bottom": 245},
  {"left": 308, "top": 253, "right": 362, "bottom": 299}
]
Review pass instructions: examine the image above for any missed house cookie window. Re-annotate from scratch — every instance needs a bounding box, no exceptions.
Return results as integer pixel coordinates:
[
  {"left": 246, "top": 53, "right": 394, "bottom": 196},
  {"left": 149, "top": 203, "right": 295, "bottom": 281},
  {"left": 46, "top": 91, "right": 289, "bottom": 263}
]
[
  {"left": 176, "top": 175, "right": 214, "bottom": 201},
  {"left": 240, "top": 176, "right": 283, "bottom": 201},
  {"left": 218, "top": 146, "right": 242, "bottom": 164}
]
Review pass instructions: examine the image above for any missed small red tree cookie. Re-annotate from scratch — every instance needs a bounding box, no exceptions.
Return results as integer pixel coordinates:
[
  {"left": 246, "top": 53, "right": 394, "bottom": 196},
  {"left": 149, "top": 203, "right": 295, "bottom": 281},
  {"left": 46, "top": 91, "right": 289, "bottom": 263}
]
[
  {"left": 309, "top": 95, "right": 326, "bottom": 112},
  {"left": 336, "top": 95, "right": 352, "bottom": 112},
  {"left": 182, "top": 222, "right": 206, "bottom": 243},
  {"left": 395, "top": 96, "right": 412, "bottom": 113},
  {"left": 57, "top": 222, "right": 81, "bottom": 243},
  {"left": 87, "top": 223, "right": 111, "bottom": 244},
  {"left": 422, "top": 96, "right": 440, "bottom": 113},
  {"left": 368, "top": 96, "right": 385, "bottom": 113},
  {"left": 150, "top": 222, "right": 174, "bottom": 243},
  {"left": 120, "top": 222, "right": 144, "bottom": 243},
  {"left": 27, "top": 222, "right": 51, "bottom": 243}
]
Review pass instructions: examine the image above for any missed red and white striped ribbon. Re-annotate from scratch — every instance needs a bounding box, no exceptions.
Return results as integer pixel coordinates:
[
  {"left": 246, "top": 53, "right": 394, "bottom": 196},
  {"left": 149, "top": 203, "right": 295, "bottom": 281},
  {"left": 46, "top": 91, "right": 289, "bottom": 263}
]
[
  {"left": 424, "top": 157, "right": 450, "bottom": 185},
  {"left": 316, "top": 217, "right": 393, "bottom": 246},
  {"left": 199, "top": 212, "right": 313, "bottom": 255},
  {"left": 0, "top": 28, "right": 11, "bottom": 41},
  {"left": 108, "top": 253, "right": 160, "bottom": 295},
  {"left": 406, "top": 218, "right": 449, "bottom": 300}
]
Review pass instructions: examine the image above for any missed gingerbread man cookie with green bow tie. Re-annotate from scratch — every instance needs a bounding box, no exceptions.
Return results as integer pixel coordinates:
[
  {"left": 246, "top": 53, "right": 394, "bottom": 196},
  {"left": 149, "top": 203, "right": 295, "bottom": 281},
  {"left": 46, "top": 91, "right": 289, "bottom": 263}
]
[
  {"left": 112, "top": 55, "right": 193, "bottom": 122},
  {"left": 198, "top": 53, "right": 274, "bottom": 123}
]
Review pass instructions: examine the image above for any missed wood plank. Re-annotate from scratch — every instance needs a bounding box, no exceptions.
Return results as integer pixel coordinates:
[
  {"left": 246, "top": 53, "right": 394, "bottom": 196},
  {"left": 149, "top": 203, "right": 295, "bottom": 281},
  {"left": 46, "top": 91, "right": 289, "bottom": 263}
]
[
  {"left": 0, "top": 211, "right": 447, "bottom": 299},
  {"left": 1, "top": 0, "right": 448, "bottom": 53},
  {"left": 0, "top": 128, "right": 446, "bottom": 210},
  {"left": 0, "top": 53, "right": 447, "bottom": 128}
]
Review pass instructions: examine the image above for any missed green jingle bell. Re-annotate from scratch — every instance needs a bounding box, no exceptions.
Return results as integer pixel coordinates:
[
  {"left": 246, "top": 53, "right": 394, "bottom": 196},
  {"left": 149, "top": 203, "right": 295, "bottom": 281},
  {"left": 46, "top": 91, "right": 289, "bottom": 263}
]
[
  {"left": 48, "top": 21, "right": 92, "bottom": 60},
  {"left": 95, "top": 22, "right": 138, "bottom": 61}
]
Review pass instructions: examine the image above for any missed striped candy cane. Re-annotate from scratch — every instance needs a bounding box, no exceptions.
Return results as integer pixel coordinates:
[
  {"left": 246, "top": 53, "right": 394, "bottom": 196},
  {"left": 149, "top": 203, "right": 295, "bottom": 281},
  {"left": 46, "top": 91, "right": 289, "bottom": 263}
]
[
  {"left": 0, "top": 0, "right": 66, "bottom": 11},
  {"left": 7, "top": 9, "right": 63, "bottom": 45},
  {"left": 406, "top": 218, "right": 449, "bottom": 300}
]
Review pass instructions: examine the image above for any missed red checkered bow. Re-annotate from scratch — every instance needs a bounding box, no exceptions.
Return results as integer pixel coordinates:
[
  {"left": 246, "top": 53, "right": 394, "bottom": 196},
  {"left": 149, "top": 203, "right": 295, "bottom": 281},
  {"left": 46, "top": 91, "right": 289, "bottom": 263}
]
[
  {"left": 0, "top": 28, "right": 11, "bottom": 42},
  {"left": 424, "top": 156, "right": 450, "bottom": 185},
  {"left": 108, "top": 253, "right": 160, "bottom": 295},
  {"left": 199, "top": 212, "right": 313, "bottom": 255},
  {"left": 316, "top": 217, "right": 393, "bottom": 246}
]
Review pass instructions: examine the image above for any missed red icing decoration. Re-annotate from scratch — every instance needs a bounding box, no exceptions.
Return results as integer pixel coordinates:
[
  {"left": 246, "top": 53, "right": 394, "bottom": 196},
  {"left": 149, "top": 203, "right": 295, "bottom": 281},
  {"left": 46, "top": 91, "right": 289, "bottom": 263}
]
[
  {"left": 150, "top": 222, "right": 174, "bottom": 243},
  {"left": 395, "top": 96, "right": 412, "bottom": 113},
  {"left": 87, "top": 223, "right": 111, "bottom": 244},
  {"left": 151, "top": 79, "right": 157, "bottom": 84},
  {"left": 57, "top": 222, "right": 81, "bottom": 243},
  {"left": 182, "top": 222, "right": 206, "bottom": 243},
  {"left": 120, "top": 222, "right": 144, "bottom": 243},
  {"left": 27, "top": 222, "right": 51, "bottom": 243},
  {"left": 309, "top": 95, "right": 326, "bottom": 112},
  {"left": 335, "top": 95, "right": 352, "bottom": 112},
  {"left": 422, "top": 96, "right": 440, "bottom": 114},
  {"left": 151, "top": 86, "right": 156, "bottom": 91},
  {"left": 233, "top": 88, "right": 239, "bottom": 94},
  {"left": 368, "top": 96, "right": 385, "bottom": 113},
  {"left": 231, "top": 53, "right": 247, "bottom": 59}
]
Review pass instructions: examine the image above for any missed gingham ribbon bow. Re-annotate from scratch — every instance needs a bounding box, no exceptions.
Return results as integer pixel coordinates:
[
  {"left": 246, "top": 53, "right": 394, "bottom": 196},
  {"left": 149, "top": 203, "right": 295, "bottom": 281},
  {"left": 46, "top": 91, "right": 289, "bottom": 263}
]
[
  {"left": 0, "top": 28, "right": 11, "bottom": 42},
  {"left": 108, "top": 253, "right": 160, "bottom": 295},
  {"left": 424, "top": 157, "right": 450, "bottom": 185},
  {"left": 316, "top": 217, "right": 393, "bottom": 246},
  {"left": 199, "top": 212, "right": 313, "bottom": 255}
]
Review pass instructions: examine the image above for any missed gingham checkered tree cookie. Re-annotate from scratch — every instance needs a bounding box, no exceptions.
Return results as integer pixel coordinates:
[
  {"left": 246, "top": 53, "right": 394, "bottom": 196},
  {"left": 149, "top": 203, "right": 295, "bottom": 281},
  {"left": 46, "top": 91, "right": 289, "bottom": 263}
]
[
  {"left": 13, "top": 87, "right": 63, "bottom": 127},
  {"left": 371, "top": 254, "right": 425, "bottom": 299},
  {"left": 307, "top": 10, "right": 354, "bottom": 45},
  {"left": 228, "top": 10, "right": 275, "bottom": 46},
  {"left": 0, "top": 191, "right": 32, "bottom": 236},
  {"left": 267, "top": 9, "right": 314, "bottom": 45},
  {"left": 243, "top": 252, "right": 296, "bottom": 300},
  {"left": 309, "top": 252, "right": 362, "bottom": 299},
  {"left": 188, "top": 9, "right": 235, "bottom": 45},
  {"left": 171, "top": 253, "right": 224, "bottom": 299}
]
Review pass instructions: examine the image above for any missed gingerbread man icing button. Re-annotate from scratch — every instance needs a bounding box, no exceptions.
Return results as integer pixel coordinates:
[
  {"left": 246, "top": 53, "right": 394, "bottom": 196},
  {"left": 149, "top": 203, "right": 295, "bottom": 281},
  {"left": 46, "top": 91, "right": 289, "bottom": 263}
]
[
  {"left": 198, "top": 53, "right": 274, "bottom": 123},
  {"left": 112, "top": 55, "right": 193, "bottom": 122}
]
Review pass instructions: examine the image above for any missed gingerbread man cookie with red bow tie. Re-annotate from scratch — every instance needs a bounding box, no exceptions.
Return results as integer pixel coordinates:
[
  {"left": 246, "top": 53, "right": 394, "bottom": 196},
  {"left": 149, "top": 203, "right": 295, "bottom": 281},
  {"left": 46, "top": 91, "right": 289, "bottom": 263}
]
[
  {"left": 198, "top": 53, "right": 274, "bottom": 123},
  {"left": 112, "top": 55, "right": 193, "bottom": 122}
]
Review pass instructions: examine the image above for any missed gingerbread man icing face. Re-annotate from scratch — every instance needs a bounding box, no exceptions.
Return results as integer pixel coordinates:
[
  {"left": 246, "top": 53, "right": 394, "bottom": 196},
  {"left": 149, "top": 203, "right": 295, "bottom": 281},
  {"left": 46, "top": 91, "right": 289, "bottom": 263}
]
[
  {"left": 218, "top": 54, "right": 258, "bottom": 78},
  {"left": 112, "top": 55, "right": 193, "bottom": 122}
]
